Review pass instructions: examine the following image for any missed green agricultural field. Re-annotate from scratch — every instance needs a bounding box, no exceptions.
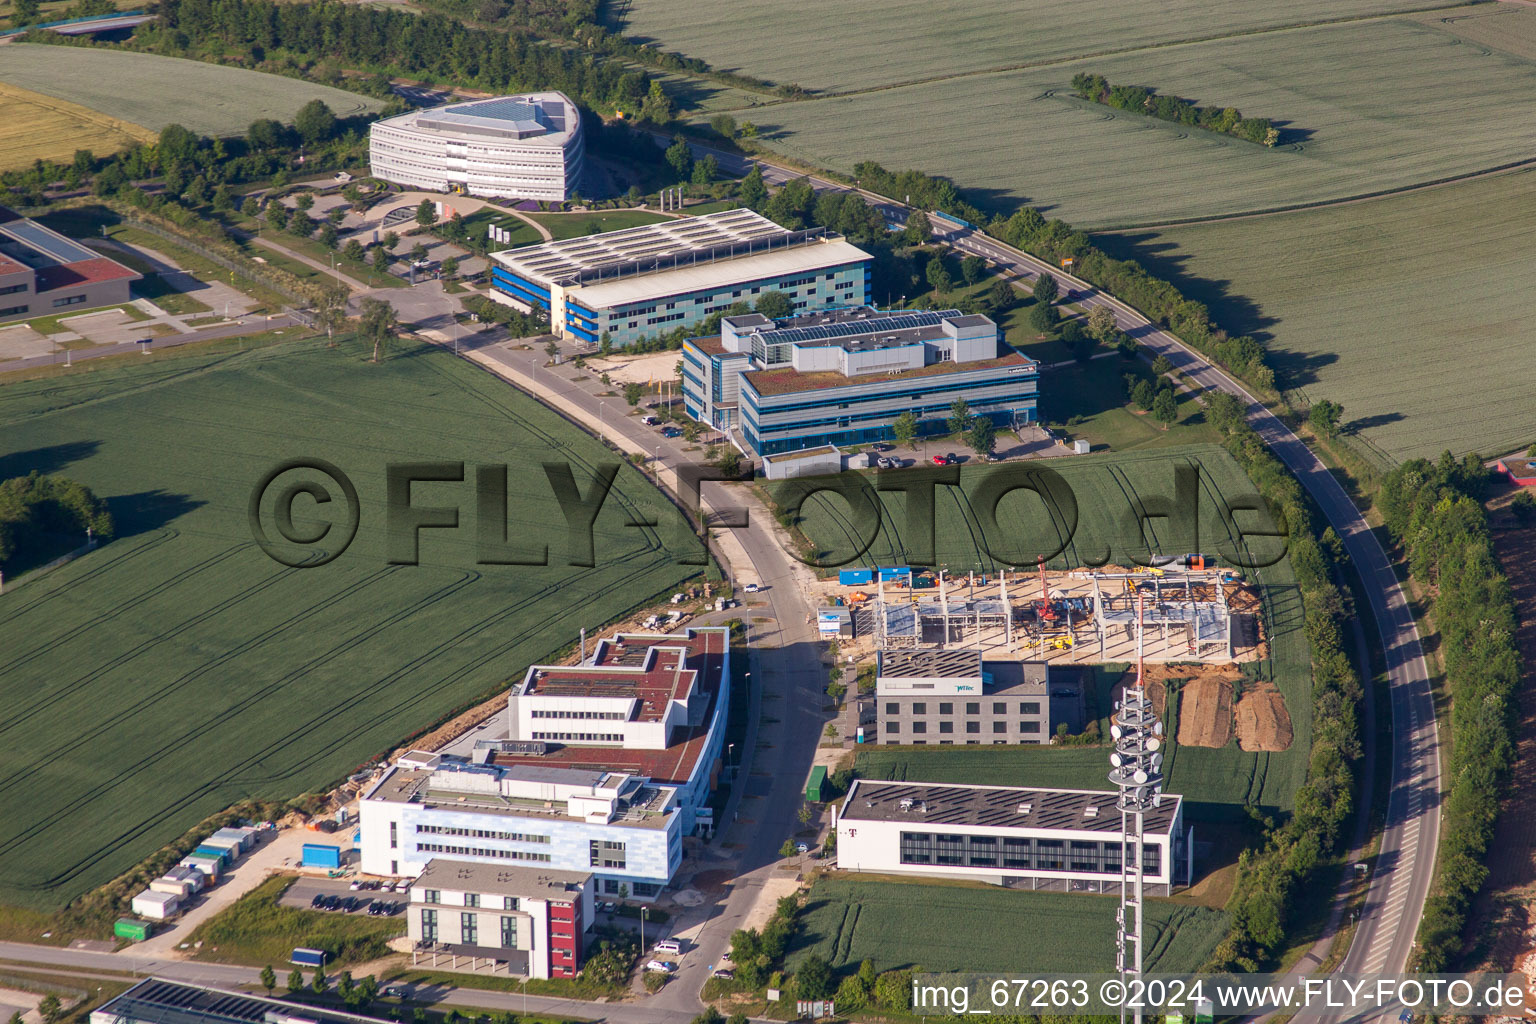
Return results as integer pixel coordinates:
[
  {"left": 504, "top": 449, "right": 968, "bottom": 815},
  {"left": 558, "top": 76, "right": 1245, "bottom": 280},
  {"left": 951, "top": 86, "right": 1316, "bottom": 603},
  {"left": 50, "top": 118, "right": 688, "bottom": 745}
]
[
  {"left": 0, "top": 44, "right": 383, "bottom": 138},
  {"left": 729, "top": 17, "right": 1536, "bottom": 228},
  {"left": 786, "top": 878, "right": 1227, "bottom": 974},
  {"left": 0, "top": 337, "right": 698, "bottom": 910},
  {"left": 1096, "top": 167, "right": 1536, "bottom": 465},
  {"left": 613, "top": 0, "right": 1456, "bottom": 94}
]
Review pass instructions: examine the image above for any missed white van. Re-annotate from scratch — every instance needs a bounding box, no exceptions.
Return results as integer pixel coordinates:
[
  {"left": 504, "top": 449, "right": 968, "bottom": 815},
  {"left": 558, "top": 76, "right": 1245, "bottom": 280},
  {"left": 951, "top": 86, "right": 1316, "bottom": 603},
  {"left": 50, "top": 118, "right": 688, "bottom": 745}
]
[{"left": 654, "top": 939, "right": 682, "bottom": 955}]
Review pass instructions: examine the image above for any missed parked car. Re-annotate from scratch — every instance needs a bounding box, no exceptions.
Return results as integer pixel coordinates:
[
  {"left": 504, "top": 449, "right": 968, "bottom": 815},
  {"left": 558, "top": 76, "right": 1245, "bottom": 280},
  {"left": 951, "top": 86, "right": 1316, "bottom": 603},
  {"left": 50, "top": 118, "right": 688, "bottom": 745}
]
[
  {"left": 641, "top": 415, "right": 659, "bottom": 425},
  {"left": 795, "top": 842, "right": 810, "bottom": 854},
  {"left": 719, "top": 950, "right": 733, "bottom": 964},
  {"left": 713, "top": 969, "right": 735, "bottom": 980},
  {"left": 945, "top": 452, "right": 960, "bottom": 464},
  {"left": 349, "top": 880, "right": 362, "bottom": 890},
  {"left": 322, "top": 895, "right": 341, "bottom": 911},
  {"left": 645, "top": 961, "right": 678, "bottom": 974},
  {"left": 661, "top": 427, "right": 682, "bottom": 438},
  {"left": 394, "top": 880, "right": 411, "bottom": 892},
  {"left": 1051, "top": 688, "right": 1079, "bottom": 698},
  {"left": 931, "top": 454, "right": 948, "bottom": 466},
  {"left": 600, "top": 901, "right": 616, "bottom": 913},
  {"left": 744, "top": 582, "right": 759, "bottom": 593},
  {"left": 310, "top": 894, "right": 326, "bottom": 909},
  {"left": 654, "top": 939, "right": 682, "bottom": 955}
]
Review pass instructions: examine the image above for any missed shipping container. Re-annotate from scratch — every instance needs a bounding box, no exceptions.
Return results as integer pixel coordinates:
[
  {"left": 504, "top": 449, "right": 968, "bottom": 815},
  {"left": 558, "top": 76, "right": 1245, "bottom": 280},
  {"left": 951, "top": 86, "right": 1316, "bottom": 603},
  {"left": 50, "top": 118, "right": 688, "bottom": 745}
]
[
  {"left": 114, "top": 918, "right": 153, "bottom": 942},
  {"left": 838, "top": 569, "right": 873, "bottom": 586},
  {"left": 210, "top": 827, "right": 256, "bottom": 851},
  {"left": 301, "top": 843, "right": 342, "bottom": 868},
  {"left": 805, "top": 766, "right": 828, "bottom": 803},
  {"left": 130, "top": 889, "right": 181, "bottom": 920},
  {"left": 291, "top": 947, "right": 328, "bottom": 968},
  {"left": 876, "top": 567, "right": 912, "bottom": 582},
  {"left": 149, "top": 874, "right": 198, "bottom": 898},
  {"left": 193, "top": 844, "right": 234, "bottom": 865},
  {"left": 179, "top": 854, "right": 222, "bottom": 882}
]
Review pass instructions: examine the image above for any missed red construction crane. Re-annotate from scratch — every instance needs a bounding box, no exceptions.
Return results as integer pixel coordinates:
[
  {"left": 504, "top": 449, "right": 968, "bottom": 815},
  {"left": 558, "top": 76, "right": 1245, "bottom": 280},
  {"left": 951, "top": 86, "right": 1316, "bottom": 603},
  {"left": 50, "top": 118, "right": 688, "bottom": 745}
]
[{"left": 1035, "top": 555, "right": 1058, "bottom": 622}]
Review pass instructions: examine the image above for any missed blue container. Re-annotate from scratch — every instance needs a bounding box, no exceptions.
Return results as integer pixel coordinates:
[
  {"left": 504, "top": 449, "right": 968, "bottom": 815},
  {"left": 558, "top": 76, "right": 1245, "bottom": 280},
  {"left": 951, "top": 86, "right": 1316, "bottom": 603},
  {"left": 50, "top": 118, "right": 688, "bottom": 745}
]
[
  {"left": 876, "top": 567, "right": 912, "bottom": 582},
  {"left": 838, "top": 569, "right": 873, "bottom": 586},
  {"left": 300, "top": 843, "right": 341, "bottom": 869},
  {"left": 193, "top": 844, "right": 233, "bottom": 866}
]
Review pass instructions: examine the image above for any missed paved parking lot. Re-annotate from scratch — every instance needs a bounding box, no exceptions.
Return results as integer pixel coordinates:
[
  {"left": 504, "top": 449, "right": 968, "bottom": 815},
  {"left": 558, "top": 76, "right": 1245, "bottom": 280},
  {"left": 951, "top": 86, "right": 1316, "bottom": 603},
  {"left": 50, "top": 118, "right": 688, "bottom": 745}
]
[{"left": 280, "top": 876, "right": 408, "bottom": 917}]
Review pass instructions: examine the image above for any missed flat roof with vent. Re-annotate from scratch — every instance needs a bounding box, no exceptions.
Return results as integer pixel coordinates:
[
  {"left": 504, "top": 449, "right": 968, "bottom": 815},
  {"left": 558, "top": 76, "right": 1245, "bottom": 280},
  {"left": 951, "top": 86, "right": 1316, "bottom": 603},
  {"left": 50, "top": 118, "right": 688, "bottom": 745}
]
[
  {"left": 840, "top": 779, "right": 1181, "bottom": 835},
  {"left": 413, "top": 858, "right": 590, "bottom": 896}
]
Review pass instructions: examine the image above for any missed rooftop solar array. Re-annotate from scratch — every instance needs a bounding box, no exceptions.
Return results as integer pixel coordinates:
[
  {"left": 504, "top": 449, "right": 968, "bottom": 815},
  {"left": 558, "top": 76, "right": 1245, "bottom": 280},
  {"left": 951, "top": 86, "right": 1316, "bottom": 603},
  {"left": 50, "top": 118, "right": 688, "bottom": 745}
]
[
  {"left": 413, "top": 95, "right": 555, "bottom": 139},
  {"left": 498, "top": 209, "right": 792, "bottom": 284},
  {"left": 844, "top": 779, "right": 1181, "bottom": 835},
  {"left": 0, "top": 220, "right": 98, "bottom": 264},
  {"left": 98, "top": 980, "right": 395, "bottom": 1024},
  {"left": 764, "top": 309, "right": 963, "bottom": 347}
]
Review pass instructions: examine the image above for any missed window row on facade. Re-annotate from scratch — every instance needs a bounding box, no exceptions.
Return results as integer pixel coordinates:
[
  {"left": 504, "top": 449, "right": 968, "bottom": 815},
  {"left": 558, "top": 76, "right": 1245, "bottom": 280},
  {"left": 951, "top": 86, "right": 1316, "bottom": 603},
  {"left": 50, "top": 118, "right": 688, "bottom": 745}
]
[{"left": 897, "top": 831, "right": 1162, "bottom": 874}]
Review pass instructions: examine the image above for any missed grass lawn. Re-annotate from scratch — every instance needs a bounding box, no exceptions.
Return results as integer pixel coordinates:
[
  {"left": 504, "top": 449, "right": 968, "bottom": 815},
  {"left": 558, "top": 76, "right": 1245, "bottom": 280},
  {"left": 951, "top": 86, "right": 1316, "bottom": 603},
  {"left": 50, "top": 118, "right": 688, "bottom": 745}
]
[
  {"left": 525, "top": 209, "right": 673, "bottom": 240},
  {"left": 1040, "top": 357, "right": 1224, "bottom": 453},
  {"left": 188, "top": 876, "right": 403, "bottom": 967},
  {"left": 0, "top": 335, "right": 700, "bottom": 910},
  {"left": 384, "top": 967, "right": 623, "bottom": 1001},
  {"left": 785, "top": 877, "right": 1227, "bottom": 974},
  {"left": 459, "top": 209, "right": 544, "bottom": 250}
]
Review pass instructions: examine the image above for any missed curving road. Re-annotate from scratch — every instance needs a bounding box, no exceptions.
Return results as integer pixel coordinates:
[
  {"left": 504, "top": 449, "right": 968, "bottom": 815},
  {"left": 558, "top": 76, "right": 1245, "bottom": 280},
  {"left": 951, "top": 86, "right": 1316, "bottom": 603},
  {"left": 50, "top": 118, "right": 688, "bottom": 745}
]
[{"left": 679, "top": 134, "right": 1441, "bottom": 980}]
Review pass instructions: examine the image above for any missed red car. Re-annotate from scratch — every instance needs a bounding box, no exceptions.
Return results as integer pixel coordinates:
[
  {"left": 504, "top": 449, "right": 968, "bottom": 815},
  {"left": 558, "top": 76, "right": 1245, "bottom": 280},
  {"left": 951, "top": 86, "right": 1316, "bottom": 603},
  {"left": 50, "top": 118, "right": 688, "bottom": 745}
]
[{"left": 931, "top": 454, "right": 948, "bottom": 466}]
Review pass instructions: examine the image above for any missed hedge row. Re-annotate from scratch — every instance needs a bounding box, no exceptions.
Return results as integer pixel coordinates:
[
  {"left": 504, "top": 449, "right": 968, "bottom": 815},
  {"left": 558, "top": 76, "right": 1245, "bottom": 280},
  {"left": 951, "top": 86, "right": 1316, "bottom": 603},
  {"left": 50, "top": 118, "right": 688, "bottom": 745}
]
[
  {"left": 1379, "top": 454, "right": 1523, "bottom": 969},
  {"left": 1201, "top": 392, "right": 1363, "bottom": 970},
  {"left": 848, "top": 160, "right": 1275, "bottom": 390}
]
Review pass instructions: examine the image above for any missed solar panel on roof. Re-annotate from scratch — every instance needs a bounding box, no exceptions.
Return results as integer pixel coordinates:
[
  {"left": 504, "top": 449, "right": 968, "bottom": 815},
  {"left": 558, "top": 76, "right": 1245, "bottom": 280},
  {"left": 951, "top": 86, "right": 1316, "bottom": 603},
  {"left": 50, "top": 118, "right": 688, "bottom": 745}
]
[{"left": 1, "top": 221, "right": 97, "bottom": 264}]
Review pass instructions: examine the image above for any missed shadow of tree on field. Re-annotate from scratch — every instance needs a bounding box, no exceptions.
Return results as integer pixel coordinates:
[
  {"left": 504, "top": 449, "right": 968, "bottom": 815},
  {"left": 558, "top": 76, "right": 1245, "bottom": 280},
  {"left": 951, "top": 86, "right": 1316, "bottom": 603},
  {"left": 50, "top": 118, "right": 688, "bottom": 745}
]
[{"left": 0, "top": 441, "right": 104, "bottom": 481}]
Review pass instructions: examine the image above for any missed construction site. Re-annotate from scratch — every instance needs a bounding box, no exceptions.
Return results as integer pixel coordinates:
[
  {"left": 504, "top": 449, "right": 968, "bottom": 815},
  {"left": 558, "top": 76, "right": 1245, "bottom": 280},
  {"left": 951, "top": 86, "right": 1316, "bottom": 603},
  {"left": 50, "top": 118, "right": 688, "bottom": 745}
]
[
  {"left": 823, "top": 559, "right": 1289, "bottom": 753},
  {"left": 820, "top": 559, "right": 1264, "bottom": 666}
]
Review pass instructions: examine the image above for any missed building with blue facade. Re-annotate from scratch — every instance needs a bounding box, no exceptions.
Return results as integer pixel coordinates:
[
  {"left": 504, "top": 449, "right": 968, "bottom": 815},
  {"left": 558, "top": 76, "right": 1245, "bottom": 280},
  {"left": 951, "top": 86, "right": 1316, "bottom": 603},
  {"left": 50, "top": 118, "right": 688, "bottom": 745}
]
[
  {"left": 488, "top": 209, "right": 871, "bottom": 347},
  {"left": 359, "top": 628, "right": 729, "bottom": 900},
  {"left": 681, "top": 306, "right": 1040, "bottom": 456}
]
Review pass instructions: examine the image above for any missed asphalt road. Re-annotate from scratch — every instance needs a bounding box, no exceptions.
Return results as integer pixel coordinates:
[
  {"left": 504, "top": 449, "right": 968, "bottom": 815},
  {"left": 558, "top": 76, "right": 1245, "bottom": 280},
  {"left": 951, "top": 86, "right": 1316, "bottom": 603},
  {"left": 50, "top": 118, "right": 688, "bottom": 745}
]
[{"left": 462, "top": 342, "right": 830, "bottom": 1016}]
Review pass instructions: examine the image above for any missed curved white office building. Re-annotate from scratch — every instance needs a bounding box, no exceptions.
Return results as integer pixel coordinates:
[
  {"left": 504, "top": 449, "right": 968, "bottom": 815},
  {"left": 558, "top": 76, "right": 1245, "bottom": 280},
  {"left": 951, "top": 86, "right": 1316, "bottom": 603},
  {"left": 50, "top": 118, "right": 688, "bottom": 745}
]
[{"left": 369, "top": 92, "right": 583, "bottom": 202}]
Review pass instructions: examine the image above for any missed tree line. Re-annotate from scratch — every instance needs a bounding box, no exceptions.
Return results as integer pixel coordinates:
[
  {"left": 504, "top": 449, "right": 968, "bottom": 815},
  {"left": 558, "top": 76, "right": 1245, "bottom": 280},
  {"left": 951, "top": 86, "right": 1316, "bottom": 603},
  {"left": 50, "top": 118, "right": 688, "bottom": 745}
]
[
  {"left": 131, "top": 0, "right": 671, "bottom": 122},
  {"left": 1378, "top": 454, "right": 1522, "bottom": 970},
  {"left": 1070, "top": 73, "right": 1281, "bottom": 147},
  {"left": 1198, "top": 392, "right": 1363, "bottom": 972}
]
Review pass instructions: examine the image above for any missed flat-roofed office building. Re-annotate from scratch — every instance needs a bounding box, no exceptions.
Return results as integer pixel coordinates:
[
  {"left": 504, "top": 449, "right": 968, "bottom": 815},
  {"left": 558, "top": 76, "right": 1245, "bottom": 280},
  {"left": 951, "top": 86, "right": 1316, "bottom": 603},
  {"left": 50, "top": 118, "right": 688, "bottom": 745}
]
[
  {"left": 875, "top": 649, "right": 1056, "bottom": 745},
  {"left": 370, "top": 92, "right": 583, "bottom": 202},
  {"left": 681, "top": 305, "right": 1039, "bottom": 455},
  {"left": 489, "top": 209, "right": 871, "bottom": 346},
  {"left": 837, "top": 779, "right": 1192, "bottom": 894}
]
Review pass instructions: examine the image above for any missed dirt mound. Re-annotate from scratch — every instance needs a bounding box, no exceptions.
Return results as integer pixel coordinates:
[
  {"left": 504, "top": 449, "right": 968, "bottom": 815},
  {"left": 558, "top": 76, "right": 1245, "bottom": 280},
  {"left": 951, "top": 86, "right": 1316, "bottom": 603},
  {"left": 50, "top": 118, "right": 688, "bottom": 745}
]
[
  {"left": 1117, "top": 664, "right": 1245, "bottom": 748},
  {"left": 1235, "top": 680, "right": 1294, "bottom": 751},
  {"left": 1176, "top": 674, "right": 1234, "bottom": 748}
]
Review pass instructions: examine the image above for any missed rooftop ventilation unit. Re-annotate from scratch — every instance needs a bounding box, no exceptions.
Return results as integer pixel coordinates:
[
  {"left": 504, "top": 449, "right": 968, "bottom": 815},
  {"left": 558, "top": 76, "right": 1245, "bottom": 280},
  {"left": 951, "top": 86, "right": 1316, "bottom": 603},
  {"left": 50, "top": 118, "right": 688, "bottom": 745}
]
[
  {"left": 898, "top": 798, "right": 914, "bottom": 812},
  {"left": 1084, "top": 806, "right": 1099, "bottom": 818},
  {"left": 1017, "top": 802, "right": 1033, "bottom": 815}
]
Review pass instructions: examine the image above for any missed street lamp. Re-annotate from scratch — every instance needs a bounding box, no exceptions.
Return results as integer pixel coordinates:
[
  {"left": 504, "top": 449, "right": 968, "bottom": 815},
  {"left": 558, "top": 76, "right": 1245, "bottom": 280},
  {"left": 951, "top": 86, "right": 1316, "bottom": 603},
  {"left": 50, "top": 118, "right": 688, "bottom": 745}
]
[{"left": 640, "top": 905, "right": 649, "bottom": 953}]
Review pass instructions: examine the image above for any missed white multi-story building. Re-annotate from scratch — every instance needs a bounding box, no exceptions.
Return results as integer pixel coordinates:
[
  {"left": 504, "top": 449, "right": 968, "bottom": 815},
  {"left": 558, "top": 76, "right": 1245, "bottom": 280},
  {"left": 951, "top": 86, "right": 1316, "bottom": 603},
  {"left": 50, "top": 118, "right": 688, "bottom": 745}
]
[
  {"left": 408, "top": 859, "right": 592, "bottom": 979},
  {"left": 360, "top": 627, "right": 730, "bottom": 900},
  {"left": 490, "top": 208, "right": 872, "bottom": 347},
  {"left": 836, "top": 779, "right": 1192, "bottom": 895},
  {"left": 369, "top": 93, "right": 583, "bottom": 202},
  {"left": 360, "top": 759, "right": 681, "bottom": 900}
]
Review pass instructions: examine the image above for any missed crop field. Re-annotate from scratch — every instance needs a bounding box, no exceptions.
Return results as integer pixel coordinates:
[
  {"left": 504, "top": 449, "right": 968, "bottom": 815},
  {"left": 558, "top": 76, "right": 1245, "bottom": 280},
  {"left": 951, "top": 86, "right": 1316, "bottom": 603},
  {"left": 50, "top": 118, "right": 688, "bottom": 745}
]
[
  {"left": 612, "top": 0, "right": 1457, "bottom": 94},
  {"left": 0, "top": 337, "right": 698, "bottom": 910},
  {"left": 793, "top": 444, "right": 1312, "bottom": 818},
  {"left": 0, "top": 44, "right": 383, "bottom": 138},
  {"left": 0, "top": 81, "right": 157, "bottom": 172},
  {"left": 729, "top": 17, "right": 1536, "bottom": 228},
  {"left": 786, "top": 878, "right": 1227, "bottom": 974},
  {"left": 1412, "top": 4, "right": 1536, "bottom": 60},
  {"left": 1097, "top": 167, "right": 1536, "bottom": 464}
]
